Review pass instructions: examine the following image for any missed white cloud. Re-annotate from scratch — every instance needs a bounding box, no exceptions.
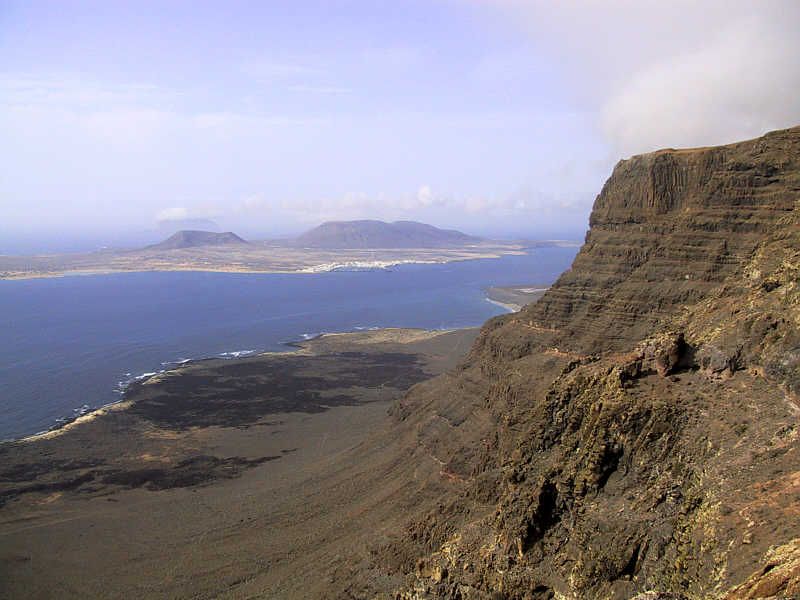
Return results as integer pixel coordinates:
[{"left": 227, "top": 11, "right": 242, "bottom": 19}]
[
  {"left": 155, "top": 205, "right": 223, "bottom": 224},
  {"left": 484, "top": 0, "right": 800, "bottom": 156},
  {"left": 416, "top": 185, "right": 434, "bottom": 206},
  {"left": 231, "top": 183, "right": 585, "bottom": 229},
  {"left": 156, "top": 207, "right": 189, "bottom": 222},
  {"left": 601, "top": 15, "right": 800, "bottom": 155},
  {"left": 0, "top": 67, "right": 604, "bottom": 236},
  {"left": 238, "top": 194, "right": 268, "bottom": 212}
]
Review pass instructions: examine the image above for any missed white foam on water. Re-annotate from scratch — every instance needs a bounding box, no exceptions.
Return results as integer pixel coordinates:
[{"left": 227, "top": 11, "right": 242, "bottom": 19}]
[
  {"left": 299, "top": 332, "right": 325, "bottom": 340},
  {"left": 218, "top": 349, "right": 256, "bottom": 358}
]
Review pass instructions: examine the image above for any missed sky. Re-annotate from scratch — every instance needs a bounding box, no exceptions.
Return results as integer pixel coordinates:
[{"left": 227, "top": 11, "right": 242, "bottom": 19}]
[{"left": 1, "top": 1, "right": 798, "bottom": 250}]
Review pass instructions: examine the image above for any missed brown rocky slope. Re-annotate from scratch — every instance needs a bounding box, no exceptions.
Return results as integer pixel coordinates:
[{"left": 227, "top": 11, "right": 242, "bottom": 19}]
[{"left": 346, "top": 127, "right": 800, "bottom": 599}]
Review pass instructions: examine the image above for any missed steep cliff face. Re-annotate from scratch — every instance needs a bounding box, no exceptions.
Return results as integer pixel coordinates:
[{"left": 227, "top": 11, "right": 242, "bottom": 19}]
[
  {"left": 498, "top": 128, "right": 798, "bottom": 356},
  {"left": 370, "top": 127, "right": 800, "bottom": 599}
]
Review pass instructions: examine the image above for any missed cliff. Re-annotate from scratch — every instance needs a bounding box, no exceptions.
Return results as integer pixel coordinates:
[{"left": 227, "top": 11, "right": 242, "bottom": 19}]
[{"left": 363, "top": 127, "right": 800, "bottom": 599}]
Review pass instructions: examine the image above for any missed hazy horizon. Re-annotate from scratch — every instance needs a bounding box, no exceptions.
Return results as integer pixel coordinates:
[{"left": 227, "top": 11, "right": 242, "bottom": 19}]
[
  {"left": 0, "top": 216, "right": 583, "bottom": 255},
  {"left": 2, "top": 1, "right": 799, "bottom": 252}
]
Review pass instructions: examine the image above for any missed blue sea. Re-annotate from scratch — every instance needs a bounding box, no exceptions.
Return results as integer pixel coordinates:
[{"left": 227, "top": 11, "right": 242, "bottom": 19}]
[{"left": 0, "top": 247, "right": 577, "bottom": 440}]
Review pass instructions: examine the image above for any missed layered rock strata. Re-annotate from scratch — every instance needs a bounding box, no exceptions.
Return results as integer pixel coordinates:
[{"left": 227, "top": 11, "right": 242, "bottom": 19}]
[{"left": 369, "top": 127, "right": 800, "bottom": 599}]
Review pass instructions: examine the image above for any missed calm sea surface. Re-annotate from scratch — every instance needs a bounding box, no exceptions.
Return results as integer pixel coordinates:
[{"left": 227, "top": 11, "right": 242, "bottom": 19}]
[{"left": 0, "top": 247, "right": 577, "bottom": 439}]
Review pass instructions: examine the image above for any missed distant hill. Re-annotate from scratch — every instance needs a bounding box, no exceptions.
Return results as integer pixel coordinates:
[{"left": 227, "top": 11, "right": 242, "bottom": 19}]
[
  {"left": 292, "top": 220, "right": 481, "bottom": 249},
  {"left": 147, "top": 230, "right": 248, "bottom": 250}
]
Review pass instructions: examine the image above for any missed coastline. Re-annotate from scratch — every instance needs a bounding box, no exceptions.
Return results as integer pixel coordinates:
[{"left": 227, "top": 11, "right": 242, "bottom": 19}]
[
  {"left": 1, "top": 255, "right": 567, "bottom": 441},
  {"left": 485, "top": 297, "right": 521, "bottom": 312},
  {"left": 0, "top": 324, "right": 482, "bottom": 598},
  {"left": 10, "top": 327, "right": 465, "bottom": 444},
  {"left": 3, "top": 282, "right": 553, "bottom": 443},
  {"left": 0, "top": 245, "right": 528, "bottom": 281},
  {"left": 484, "top": 284, "right": 550, "bottom": 313},
  {"left": 0, "top": 282, "right": 543, "bottom": 598}
]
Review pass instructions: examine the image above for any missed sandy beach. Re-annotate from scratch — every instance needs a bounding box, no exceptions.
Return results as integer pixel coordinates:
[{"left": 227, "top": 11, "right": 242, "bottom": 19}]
[{"left": 485, "top": 284, "right": 551, "bottom": 312}]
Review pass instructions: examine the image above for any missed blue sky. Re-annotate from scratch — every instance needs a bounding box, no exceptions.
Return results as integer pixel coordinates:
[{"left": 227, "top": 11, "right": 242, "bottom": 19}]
[{"left": 1, "top": 1, "right": 798, "bottom": 249}]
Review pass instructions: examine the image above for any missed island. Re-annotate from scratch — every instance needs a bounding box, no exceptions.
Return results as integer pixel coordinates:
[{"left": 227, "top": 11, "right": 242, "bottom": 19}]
[{"left": 0, "top": 220, "right": 541, "bottom": 280}]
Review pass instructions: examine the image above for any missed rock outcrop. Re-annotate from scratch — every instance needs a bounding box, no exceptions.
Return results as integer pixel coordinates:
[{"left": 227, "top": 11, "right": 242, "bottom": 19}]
[{"left": 357, "top": 127, "right": 800, "bottom": 599}]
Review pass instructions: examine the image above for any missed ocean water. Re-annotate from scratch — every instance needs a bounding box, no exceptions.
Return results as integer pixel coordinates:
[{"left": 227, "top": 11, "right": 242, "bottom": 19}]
[{"left": 0, "top": 247, "right": 577, "bottom": 439}]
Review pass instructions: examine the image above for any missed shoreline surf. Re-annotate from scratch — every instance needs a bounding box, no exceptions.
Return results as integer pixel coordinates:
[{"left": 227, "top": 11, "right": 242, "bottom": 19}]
[{"left": 8, "top": 326, "right": 467, "bottom": 444}]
